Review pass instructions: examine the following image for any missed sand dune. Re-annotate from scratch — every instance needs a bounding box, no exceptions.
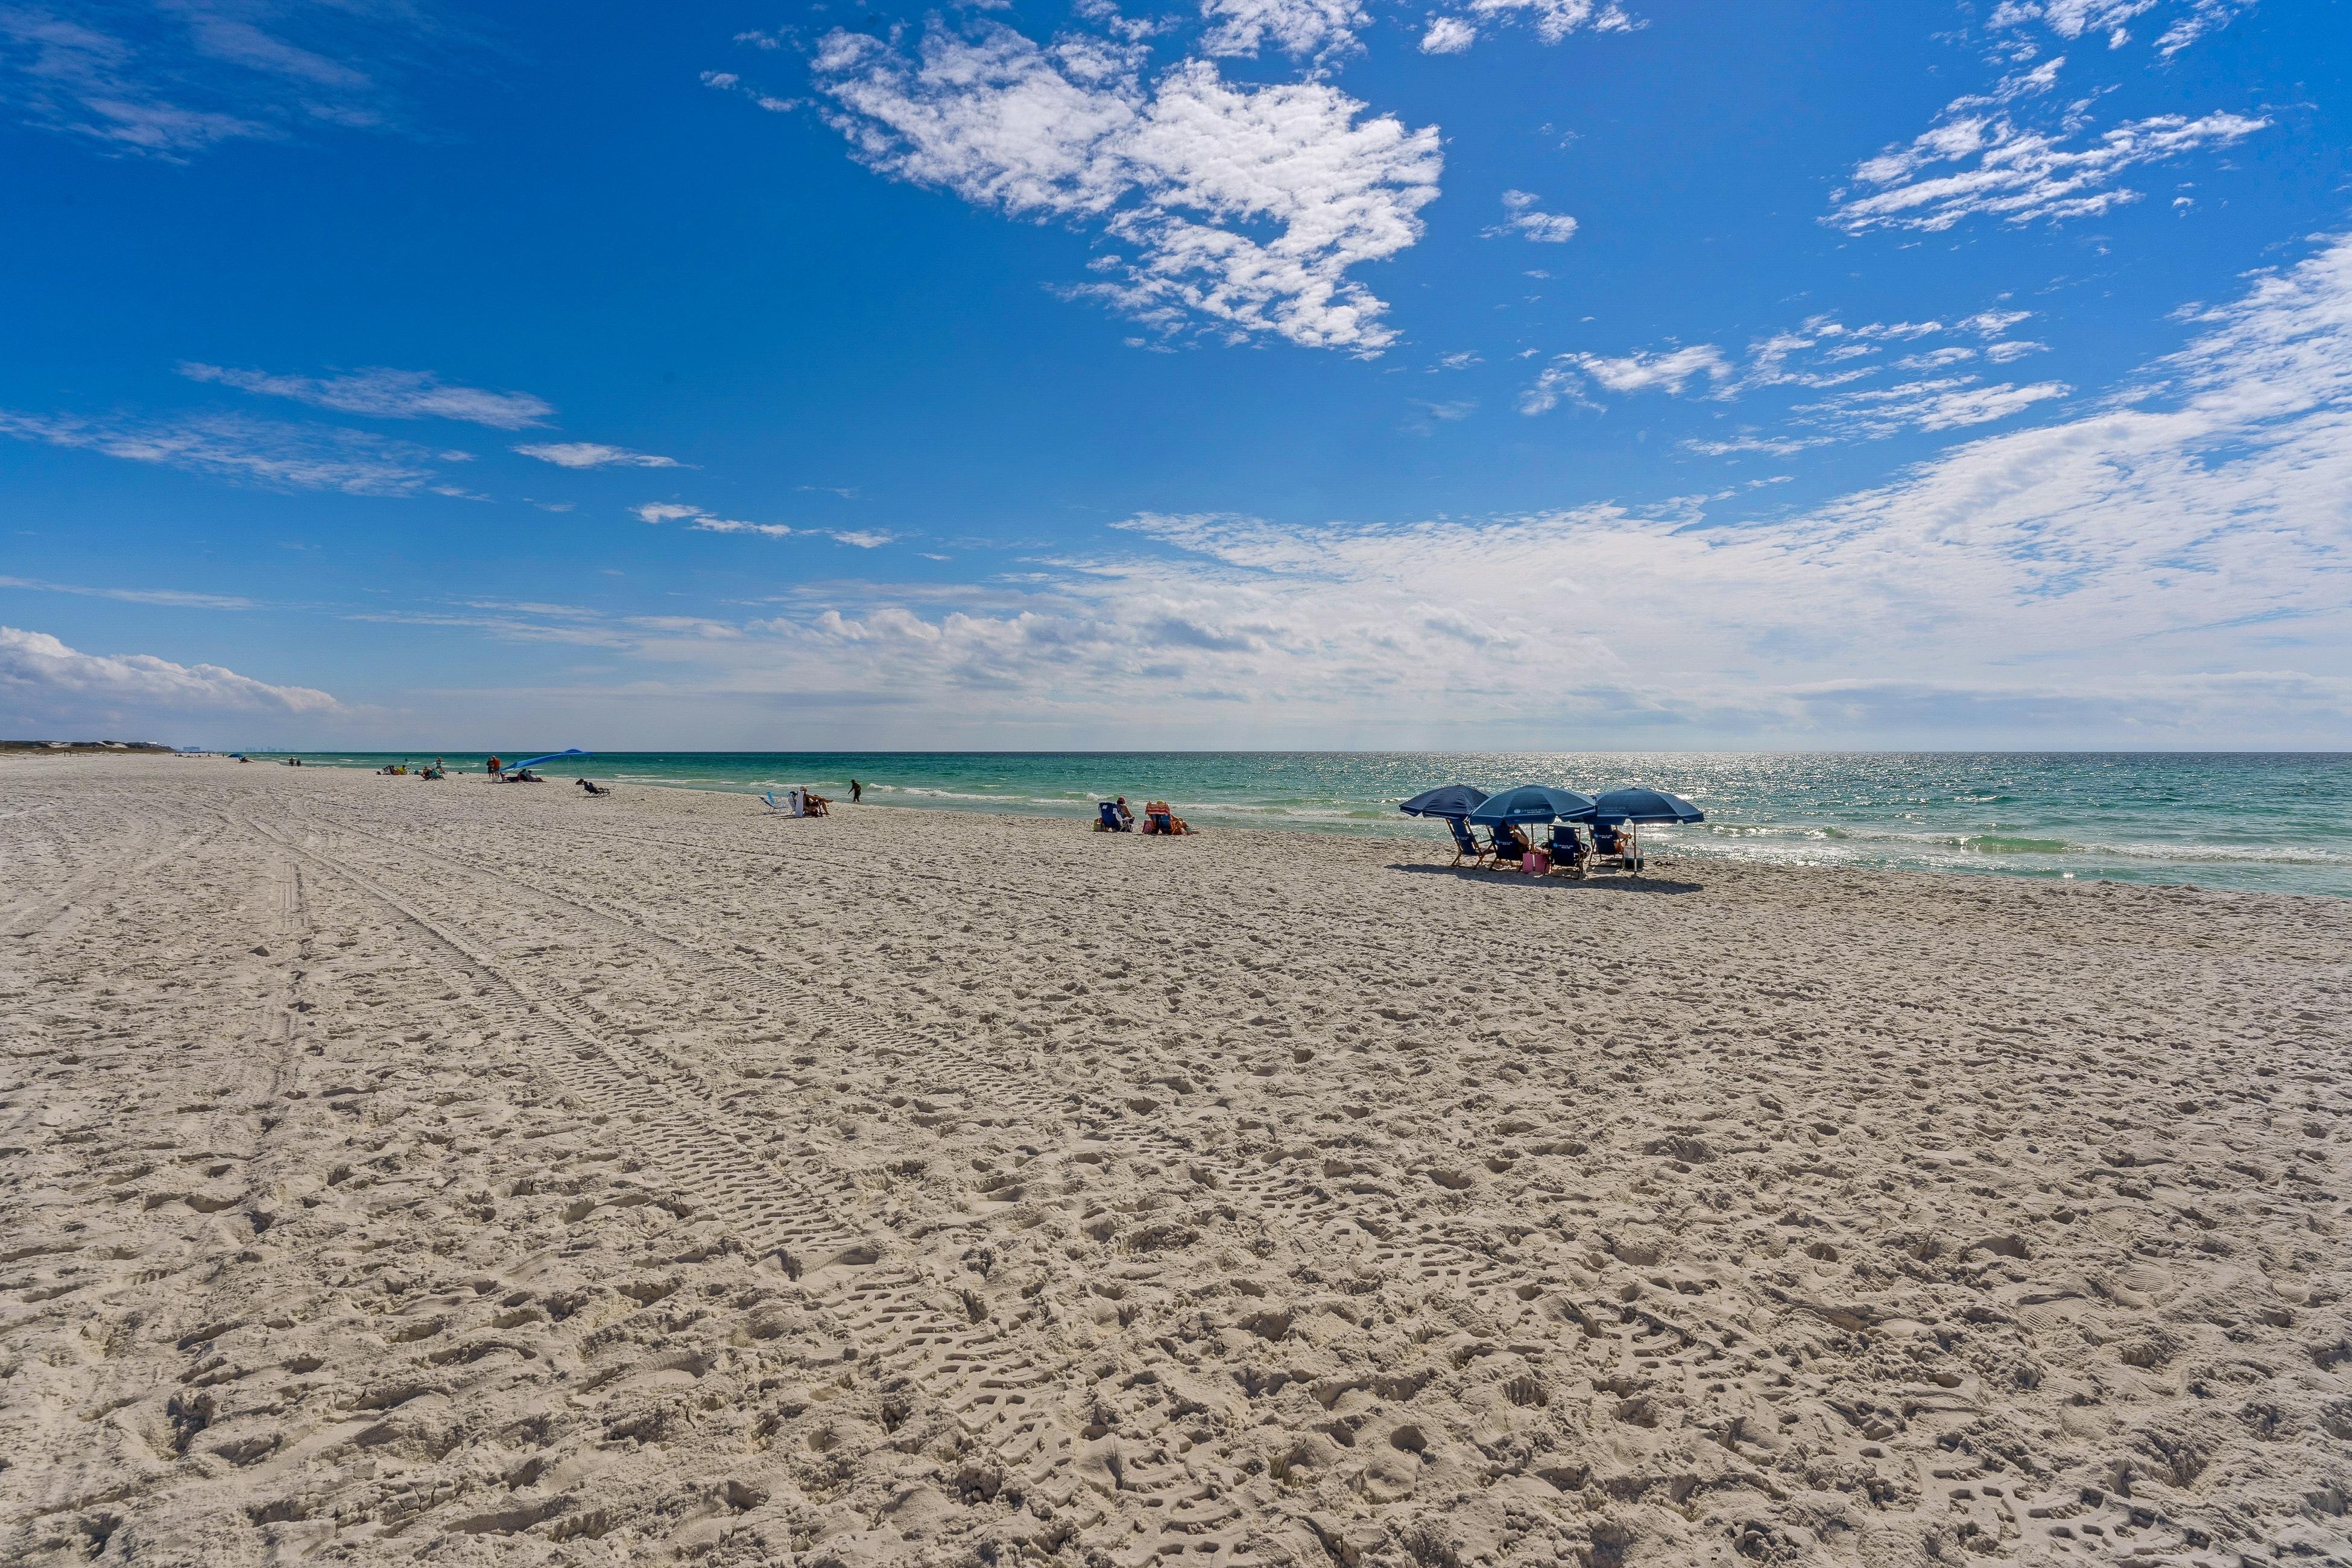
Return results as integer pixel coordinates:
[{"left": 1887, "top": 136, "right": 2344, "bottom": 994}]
[{"left": 4, "top": 756, "right": 2350, "bottom": 1566}]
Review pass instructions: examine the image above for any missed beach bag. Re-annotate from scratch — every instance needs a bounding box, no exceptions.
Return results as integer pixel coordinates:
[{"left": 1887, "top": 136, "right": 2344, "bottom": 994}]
[{"left": 1524, "top": 849, "right": 1549, "bottom": 875}]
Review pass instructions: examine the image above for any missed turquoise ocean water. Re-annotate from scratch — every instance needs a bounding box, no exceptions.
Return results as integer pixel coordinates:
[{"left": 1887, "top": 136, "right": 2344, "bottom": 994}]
[{"left": 261, "top": 751, "right": 2352, "bottom": 899}]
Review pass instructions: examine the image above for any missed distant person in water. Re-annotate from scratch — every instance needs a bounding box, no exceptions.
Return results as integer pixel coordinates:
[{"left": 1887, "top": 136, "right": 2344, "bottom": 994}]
[{"left": 850, "top": 779, "right": 862, "bottom": 803}]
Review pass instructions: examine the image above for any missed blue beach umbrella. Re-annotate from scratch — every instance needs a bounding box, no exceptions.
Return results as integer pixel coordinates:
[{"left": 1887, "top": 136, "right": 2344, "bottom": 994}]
[
  {"left": 511, "top": 748, "right": 592, "bottom": 770},
  {"left": 1399, "top": 784, "right": 1490, "bottom": 818},
  {"left": 1468, "top": 783, "right": 1598, "bottom": 826},
  {"left": 1590, "top": 787, "right": 1704, "bottom": 824}
]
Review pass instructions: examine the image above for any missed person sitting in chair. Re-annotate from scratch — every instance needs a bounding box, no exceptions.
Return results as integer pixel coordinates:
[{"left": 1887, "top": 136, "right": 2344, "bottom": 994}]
[
  {"left": 576, "top": 777, "right": 609, "bottom": 795},
  {"left": 802, "top": 789, "right": 832, "bottom": 817},
  {"left": 1141, "top": 800, "right": 1191, "bottom": 835},
  {"left": 1491, "top": 821, "right": 1531, "bottom": 864},
  {"left": 1593, "top": 821, "right": 1642, "bottom": 868}
]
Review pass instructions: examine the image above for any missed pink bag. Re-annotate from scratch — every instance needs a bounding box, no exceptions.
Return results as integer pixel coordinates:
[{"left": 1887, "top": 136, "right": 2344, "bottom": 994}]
[{"left": 1523, "top": 849, "right": 1549, "bottom": 875}]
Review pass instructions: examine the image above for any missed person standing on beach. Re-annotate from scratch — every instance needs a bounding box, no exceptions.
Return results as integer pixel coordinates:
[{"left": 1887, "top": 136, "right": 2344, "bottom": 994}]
[{"left": 850, "top": 779, "right": 862, "bottom": 803}]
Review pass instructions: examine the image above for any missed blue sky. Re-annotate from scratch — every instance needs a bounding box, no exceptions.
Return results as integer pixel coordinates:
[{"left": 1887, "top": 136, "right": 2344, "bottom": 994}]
[{"left": 2, "top": 0, "right": 2347, "bottom": 748}]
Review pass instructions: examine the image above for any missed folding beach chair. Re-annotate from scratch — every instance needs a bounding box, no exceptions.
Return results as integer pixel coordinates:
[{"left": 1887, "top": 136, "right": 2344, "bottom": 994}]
[
  {"left": 1543, "top": 823, "right": 1589, "bottom": 877},
  {"left": 1445, "top": 816, "right": 1490, "bottom": 868},
  {"left": 1096, "top": 800, "right": 1129, "bottom": 832},
  {"left": 762, "top": 789, "right": 805, "bottom": 817},
  {"left": 1590, "top": 822, "right": 1643, "bottom": 874}
]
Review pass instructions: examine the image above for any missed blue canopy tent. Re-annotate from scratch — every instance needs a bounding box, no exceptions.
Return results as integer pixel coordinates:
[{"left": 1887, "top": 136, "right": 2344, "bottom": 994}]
[
  {"left": 1590, "top": 787, "right": 1704, "bottom": 824},
  {"left": 1398, "top": 784, "right": 1490, "bottom": 819},
  {"left": 1468, "top": 784, "right": 1598, "bottom": 826}
]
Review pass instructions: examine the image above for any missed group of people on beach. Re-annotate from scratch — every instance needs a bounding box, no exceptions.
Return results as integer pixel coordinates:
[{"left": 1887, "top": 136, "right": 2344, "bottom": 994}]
[
  {"left": 1095, "top": 796, "right": 1193, "bottom": 835},
  {"left": 1483, "top": 818, "right": 1639, "bottom": 874}
]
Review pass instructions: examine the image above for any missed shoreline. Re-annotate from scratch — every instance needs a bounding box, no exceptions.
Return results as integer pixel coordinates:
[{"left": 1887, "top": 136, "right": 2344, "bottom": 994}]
[{"left": 30, "top": 748, "right": 2352, "bottom": 906}]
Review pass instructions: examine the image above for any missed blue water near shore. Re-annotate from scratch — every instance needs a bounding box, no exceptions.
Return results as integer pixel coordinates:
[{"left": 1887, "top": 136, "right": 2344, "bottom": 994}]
[{"left": 263, "top": 751, "right": 2352, "bottom": 899}]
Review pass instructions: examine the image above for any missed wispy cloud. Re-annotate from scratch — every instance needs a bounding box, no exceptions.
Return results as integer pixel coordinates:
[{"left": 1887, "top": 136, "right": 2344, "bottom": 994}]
[
  {"left": 0, "top": 2, "right": 431, "bottom": 159},
  {"left": 182, "top": 363, "right": 554, "bottom": 429},
  {"left": 1521, "top": 305, "right": 2070, "bottom": 444},
  {"left": 1791, "top": 375, "right": 2072, "bottom": 437},
  {"left": 806, "top": 22, "right": 1440, "bottom": 353},
  {"left": 0, "top": 573, "right": 255, "bottom": 610},
  {"left": 514, "top": 441, "right": 681, "bottom": 469},
  {"left": 1484, "top": 189, "right": 1578, "bottom": 242},
  {"left": 0, "top": 624, "right": 337, "bottom": 715},
  {"left": 632, "top": 501, "right": 891, "bottom": 548},
  {"left": 1828, "top": 58, "right": 2266, "bottom": 233},
  {"left": 1416, "top": 0, "right": 1635, "bottom": 55},
  {"left": 1519, "top": 344, "right": 1731, "bottom": 412},
  {"left": 0, "top": 409, "right": 458, "bottom": 495},
  {"left": 1987, "top": 0, "right": 2257, "bottom": 56}
]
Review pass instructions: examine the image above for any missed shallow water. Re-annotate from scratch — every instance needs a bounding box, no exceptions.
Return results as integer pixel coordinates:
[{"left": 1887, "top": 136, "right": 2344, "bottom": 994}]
[{"left": 265, "top": 750, "right": 2352, "bottom": 898}]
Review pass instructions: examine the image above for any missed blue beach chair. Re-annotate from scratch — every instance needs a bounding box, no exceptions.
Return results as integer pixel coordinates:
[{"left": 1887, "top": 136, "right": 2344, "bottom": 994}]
[
  {"left": 1444, "top": 817, "right": 1490, "bottom": 867},
  {"left": 1544, "top": 823, "right": 1588, "bottom": 876},
  {"left": 1096, "top": 800, "right": 1129, "bottom": 832}
]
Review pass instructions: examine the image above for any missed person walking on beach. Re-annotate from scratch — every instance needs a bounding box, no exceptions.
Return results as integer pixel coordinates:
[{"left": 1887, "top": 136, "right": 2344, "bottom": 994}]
[{"left": 850, "top": 779, "right": 862, "bottom": 803}]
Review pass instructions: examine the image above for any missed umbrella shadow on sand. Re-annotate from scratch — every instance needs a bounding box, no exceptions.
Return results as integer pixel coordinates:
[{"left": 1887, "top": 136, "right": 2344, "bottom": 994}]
[{"left": 1385, "top": 863, "right": 1706, "bottom": 896}]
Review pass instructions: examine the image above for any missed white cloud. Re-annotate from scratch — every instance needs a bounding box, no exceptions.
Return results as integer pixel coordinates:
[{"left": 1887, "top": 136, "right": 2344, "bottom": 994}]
[
  {"left": 514, "top": 441, "right": 681, "bottom": 469},
  {"left": 1988, "top": 0, "right": 2256, "bottom": 55},
  {"left": 1829, "top": 60, "right": 2267, "bottom": 233},
  {"left": 634, "top": 502, "right": 786, "bottom": 535},
  {"left": 1199, "top": 0, "right": 1367, "bottom": 60},
  {"left": 1958, "top": 308, "right": 2034, "bottom": 335},
  {"left": 1522, "top": 344, "right": 1730, "bottom": 411},
  {"left": 1484, "top": 188, "right": 1578, "bottom": 242},
  {"left": 0, "top": 409, "right": 452, "bottom": 495},
  {"left": 809, "top": 23, "right": 1440, "bottom": 353},
  {"left": 1418, "top": 16, "right": 1476, "bottom": 52},
  {"left": 1575, "top": 344, "right": 1730, "bottom": 394},
  {"left": 1794, "top": 374, "right": 2073, "bottom": 436},
  {"left": 1456, "top": 0, "right": 1636, "bottom": 45},
  {"left": 1527, "top": 306, "right": 2072, "bottom": 446},
  {"left": 0, "top": 625, "right": 338, "bottom": 716},
  {"left": 691, "top": 517, "right": 795, "bottom": 539},
  {"left": 631, "top": 501, "right": 883, "bottom": 546},
  {"left": 181, "top": 363, "right": 554, "bottom": 429}
]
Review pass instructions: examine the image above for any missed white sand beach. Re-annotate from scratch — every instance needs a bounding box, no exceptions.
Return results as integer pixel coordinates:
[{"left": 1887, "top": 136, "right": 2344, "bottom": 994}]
[{"left": 5, "top": 754, "right": 2350, "bottom": 1567}]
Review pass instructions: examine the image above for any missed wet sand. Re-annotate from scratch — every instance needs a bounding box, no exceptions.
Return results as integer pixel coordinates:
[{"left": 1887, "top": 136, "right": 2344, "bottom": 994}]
[{"left": 4, "top": 755, "right": 2350, "bottom": 1566}]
